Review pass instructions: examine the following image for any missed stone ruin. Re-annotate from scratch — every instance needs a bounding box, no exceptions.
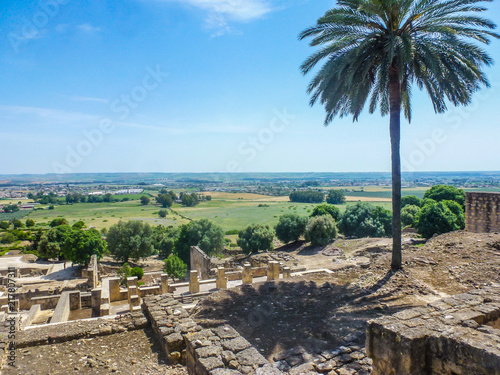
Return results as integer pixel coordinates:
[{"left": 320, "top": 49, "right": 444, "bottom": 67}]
[
  {"left": 466, "top": 191, "right": 500, "bottom": 233},
  {"left": 367, "top": 285, "right": 500, "bottom": 374}
]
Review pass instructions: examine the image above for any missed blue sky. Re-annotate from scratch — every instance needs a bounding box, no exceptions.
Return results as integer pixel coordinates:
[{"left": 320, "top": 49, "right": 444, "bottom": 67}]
[{"left": 1, "top": 0, "right": 499, "bottom": 175}]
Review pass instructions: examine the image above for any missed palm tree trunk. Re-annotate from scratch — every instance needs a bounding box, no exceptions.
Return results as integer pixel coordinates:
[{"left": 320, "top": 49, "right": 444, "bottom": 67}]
[{"left": 389, "top": 68, "right": 402, "bottom": 270}]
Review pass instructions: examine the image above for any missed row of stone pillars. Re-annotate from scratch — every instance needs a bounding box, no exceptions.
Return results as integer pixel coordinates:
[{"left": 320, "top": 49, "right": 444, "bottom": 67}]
[{"left": 188, "top": 261, "right": 291, "bottom": 294}]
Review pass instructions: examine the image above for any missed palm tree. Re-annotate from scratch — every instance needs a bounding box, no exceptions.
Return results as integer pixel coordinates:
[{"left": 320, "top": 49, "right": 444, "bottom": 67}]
[{"left": 300, "top": 0, "right": 498, "bottom": 269}]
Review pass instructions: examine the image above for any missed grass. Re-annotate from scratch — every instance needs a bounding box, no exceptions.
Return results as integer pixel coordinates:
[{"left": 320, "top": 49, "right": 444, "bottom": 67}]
[
  {"left": 25, "top": 192, "right": 393, "bottom": 232},
  {"left": 0, "top": 210, "right": 31, "bottom": 222}
]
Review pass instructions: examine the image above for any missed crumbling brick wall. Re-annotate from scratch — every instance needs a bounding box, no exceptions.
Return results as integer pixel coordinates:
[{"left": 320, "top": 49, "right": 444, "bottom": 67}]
[{"left": 466, "top": 192, "right": 500, "bottom": 233}]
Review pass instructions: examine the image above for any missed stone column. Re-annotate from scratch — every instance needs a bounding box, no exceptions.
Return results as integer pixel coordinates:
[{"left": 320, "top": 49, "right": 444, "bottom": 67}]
[
  {"left": 283, "top": 266, "right": 291, "bottom": 279},
  {"left": 68, "top": 290, "right": 81, "bottom": 310},
  {"left": 216, "top": 267, "right": 227, "bottom": 290},
  {"left": 189, "top": 270, "right": 200, "bottom": 294},
  {"left": 161, "top": 273, "right": 170, "bottom": 294},
  {"left": 242, "top": 263, "right": 253, "bottom": 285},
  {"left": 91, "top": 288, "right": 102, "bottom": 317},
  {"left": 108, "top": 277, "right": 121, "bottom": 302},
  {"left": 127, "top": 276, "right": 138, "bottom": 289},
  {"left": 267, "top": 261, "right": 280, "bottom": 281}
]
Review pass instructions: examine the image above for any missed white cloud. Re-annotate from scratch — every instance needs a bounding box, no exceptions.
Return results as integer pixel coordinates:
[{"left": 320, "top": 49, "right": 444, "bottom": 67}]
[
  {"left": 152, "top": 0, "right": 272, "bottom": 36},
  {"left": 70, "top": 96, "right": 109, "bottom": 104},
  {"left": 77, "top": 23, "right": 101, "bottom": 34}
]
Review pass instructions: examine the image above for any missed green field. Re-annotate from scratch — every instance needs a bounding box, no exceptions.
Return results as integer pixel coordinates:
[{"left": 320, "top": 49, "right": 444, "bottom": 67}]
[{"left": 24, "top": 192, "right": 393, "bottom": 232}]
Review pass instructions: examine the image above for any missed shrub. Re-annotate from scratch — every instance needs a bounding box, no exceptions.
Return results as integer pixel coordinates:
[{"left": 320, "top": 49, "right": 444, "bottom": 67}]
[
  {"left": 415, "top": 201, "right": 461, "bottom": 238},
  {"left": 163, "top": 254, "right": 187, "bottom": 281},
  {"left": 237, "top": 224, "right": 274, "bottom": 254},
  {"left": 402, "top": 195, "right": 421, "bottom": 208},
  {"left": 117, "top": 263, "right": 132, "bottom": 286},
  {"left": 158, "top": 210, "right": 168, "bottom": 218},
  {"left": 310, "top": 204, "right": 341, "bottom": 222},
  {"left": 25, "top": 219, "right": 36, "bottom": 228},
  {"left": 305, "top": 215, "right": 338, "bottom": 246},
  {"left": 0, "top": 233, "right": 16, "bottom": 244},
  {"left": 275, "top": 214, "right": 308, "bottom": 243},
  {"left": 131, "top": 267, "right": 144, "bottom": 280},
  {"left": 326, "top": 190, "right": 346, "bottom": 204},
  {"left": 401, "top": 204, "right": 421, "bottom": 227},
  {"left": 225, "top": 229, "right": 239, "bottom": 235},
  {"left": 423, "top": 185, "right": 465, "bottom": 208},
  {"left": 0, "top": 221, "right": 9, "bottom": 230},
  {"left": 338, "top": 202, "right": 392, "bottom": 237}
]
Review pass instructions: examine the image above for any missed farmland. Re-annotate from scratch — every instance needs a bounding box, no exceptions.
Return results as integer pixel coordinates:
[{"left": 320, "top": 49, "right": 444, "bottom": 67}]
[{"left": 23, "top": 190, "right": 395, "bottom": 232}]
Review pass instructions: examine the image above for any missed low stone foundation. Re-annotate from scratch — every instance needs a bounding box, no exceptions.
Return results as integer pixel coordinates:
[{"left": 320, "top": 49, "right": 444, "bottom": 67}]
[
  {"left": 366, "top": 285, "right": 500, "bottom": 375},
  {"left": 142, "top": 294, "right": 272, "bottom": 374},
  {"left": 13, "top": 311, "right": 149, "bottom": 348}
]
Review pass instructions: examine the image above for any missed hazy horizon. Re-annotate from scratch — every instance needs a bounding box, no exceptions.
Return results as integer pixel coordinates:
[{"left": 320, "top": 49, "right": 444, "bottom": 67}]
[{"left": 1, "top": 0, "right": 499, "bottom": 175}]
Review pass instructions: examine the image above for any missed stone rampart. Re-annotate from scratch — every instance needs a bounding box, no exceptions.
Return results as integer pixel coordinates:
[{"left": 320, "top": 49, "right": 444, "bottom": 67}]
[{"left": 466, "top": 192, "right": 500, "bottom": 233}]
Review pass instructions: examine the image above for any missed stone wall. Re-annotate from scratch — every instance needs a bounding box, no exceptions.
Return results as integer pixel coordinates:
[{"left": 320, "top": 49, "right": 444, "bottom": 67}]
[
  {"left": 191, "top": 246, "right": 213, "bottom": 280},
  {"left": 82, "top": 254, "right": 99, "bottom": 288},
  {"left": 14, "top": 311, "right": 149, "bottom": 348},
  {"left": 466, "top": 192, "right": 500, "bottom": 233},
  {"left": 142, "top": 294, "right": 272, "bottom": 374},
  {"left": 366, "top": 285, "right": 500, "bottom": 375}
]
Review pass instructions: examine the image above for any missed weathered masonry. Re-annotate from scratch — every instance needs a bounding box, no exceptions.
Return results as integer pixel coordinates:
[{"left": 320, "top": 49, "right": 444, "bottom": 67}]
[
  {"left": 466, "top": 192, "right": 500, "bottom": 233},
  {"left": 366, "top": 285, "right": 500, "bottom": 375}
]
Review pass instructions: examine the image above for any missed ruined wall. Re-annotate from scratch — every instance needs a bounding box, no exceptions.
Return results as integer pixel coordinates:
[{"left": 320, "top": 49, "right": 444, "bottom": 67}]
[
  {"left": 190, "top": 246, "right": 213, "bottom": 280},
  {"left": 466, "top": 192, "right": 500, "bottom": 233},
  {"left": 82, "top": 254, "right": 99, "bottom": 288},
  {"left": 143, "top": 294, "right": 272, "bottom": 374},
  {"left": 366, "top": 285, "right": 500, "bottom": 375}
]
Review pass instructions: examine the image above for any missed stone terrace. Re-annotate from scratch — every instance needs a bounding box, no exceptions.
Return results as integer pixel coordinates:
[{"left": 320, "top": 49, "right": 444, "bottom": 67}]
[{"left": 367, "top": 285, "right": 500, "bottom": 375}]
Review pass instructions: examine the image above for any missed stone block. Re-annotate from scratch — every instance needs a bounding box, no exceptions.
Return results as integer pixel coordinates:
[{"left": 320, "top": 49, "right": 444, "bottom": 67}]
[{"left": 190, "top": 270, "right": 200, "bottom": 294}]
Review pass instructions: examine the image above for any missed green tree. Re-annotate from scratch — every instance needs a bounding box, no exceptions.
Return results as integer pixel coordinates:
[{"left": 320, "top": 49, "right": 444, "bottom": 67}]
[
  {"left": 49, "top": 218, "right": 67, "bottom": 227},
  {"left": 326, "top": 190, "right": 345, "bottom": 204},
  {"left": 310, "top": 203, "right": 341, "bottom": 222},
  {"left": 415, "top": 201, "right": 461, "bottom": 238},
  {"left": 275, "top": 214, "right": 308, "bottom": 244},
  {"left": 38, "top": 225, "right": 72, "bottom": 260},
  {"left": 106, "top": 221, "right": 154, "bottom": 262},
  {"left": 0, "top": 221, "right": 9, "bottom": 230},
  {"left": 25, "top": 218, "right": 36, "bottom": 228},
  {"left": 13, "top": 220, "right": 24, "bottom": 229},
  {"left": 156, "top": 194, "right": 173, "bottom": 208},
  {"left": 164, "top": 254, "right": 187, "bottom": 282},
  {"left": 402, "top": 195, "right": 422, "bottom": 208},
  {"left": 424, "top": 185, "right": 466, "bottom": 208},
  {"left": 117, "top": 263, "right": 132, "bottom": 286},
  {"left": 158, "top": 209, "right": 168, "bottom": 218},
  {"left": 156, "top": 226, "right": 180, "bottom": 259},
  {"left": 442, "top": 200, "right": 466, "bottom": 230},
  {"left": 140, "top": 196, "right": 151, "bottom": 205},
  {"left": 72, "top": 221, "right": 86, "bottom": 229},
  {"left": 237, "top": 224, "right": 274, "bottom": 254},
  {"left": 63, "top": 228, "right": 106, "bottom": 265},
  {"left": 175, "top": 219, "right": 224, "bottom": 264},
  {"left": 339, "top": 202, "right": 392, "bottom": 238},
  {"left": 300, "top": 0, "right": 498, "bottom": 269},
  {"left": 3, "top": 205, "right": 19, "bottom": 213},
  {"left": 401, "top": 204, "right": 421, "bottom": 227},
  {"left": 289, "top": 190, "right": 324, "bottom": 203},
  {"left": 305, "top": 215, "right": 338, "bottom": 246}
]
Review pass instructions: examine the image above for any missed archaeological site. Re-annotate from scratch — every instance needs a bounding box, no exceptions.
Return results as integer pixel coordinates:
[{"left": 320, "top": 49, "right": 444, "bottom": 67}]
[{"left": 0, "top": 192, "right": 499, "bottom": 375}]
